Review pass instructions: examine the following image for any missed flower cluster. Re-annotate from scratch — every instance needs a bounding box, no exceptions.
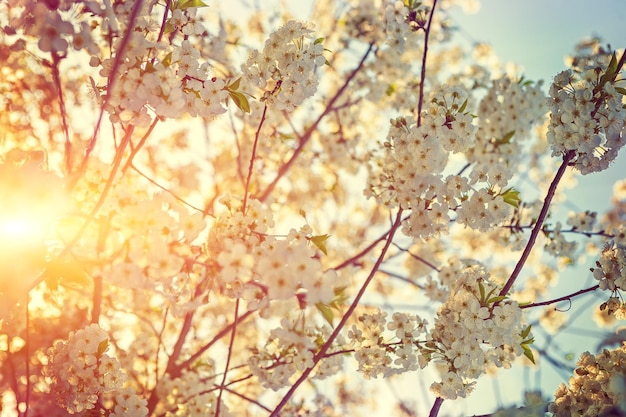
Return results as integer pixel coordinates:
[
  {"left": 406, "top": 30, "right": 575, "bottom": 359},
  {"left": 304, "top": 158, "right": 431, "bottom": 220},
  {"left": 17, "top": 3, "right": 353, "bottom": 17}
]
[
  {"left": 426, "top": 263, "right": 531, "bottom": 400},
  {"left": 383, "top": 1, "right": 430, "bottom": 52},
  {"left": 156, "top": 371, "right": 222, "bottom": 417},
  {"left": 248, "top": 318, "right": 343, "bottom": 390},
  {"left": 592, "top": 242, "right": 626, "bottom": 292},
  {"left": 347, "top": 309, "right": 428, "bottom": 378},
  {"left": 546, "top": 54, "right": 626, "bottom": 174},
  {"left": 242, "top": 20, "right": 326, "bottom": 111},
  {"left": 92, "top": 4, "right": 230, "bottom": 126},
  {"left": 47, "top": 323, "right": 146, "bottom": 416},
  {"left": 366, "top": 85, "right": 479, "bottom": 239},
  {"left": 467, "top": 76, "right": 547, "bottom": 188},
  {"left": 208, "top": 196, "right": 337, "bottom": 306},
  {"left": 549, "top": 344, "right": 626, "bottom": 416}
]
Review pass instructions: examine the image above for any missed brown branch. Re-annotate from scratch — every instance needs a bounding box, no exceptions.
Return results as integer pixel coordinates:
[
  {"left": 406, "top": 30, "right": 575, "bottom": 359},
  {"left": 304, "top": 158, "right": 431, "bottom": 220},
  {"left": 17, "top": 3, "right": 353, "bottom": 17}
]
[
  {"left": 499, "top": 150, "right": 576, "bottom": 297},
  {"left": 417, "top": 0, "right": 438, "bottom": 126},
  {"left": 257, "top": 42, "right": 375, "bottom": 203},
  {"left": 521, "top": 284, "right": 600, "bottom": 309},
  {"left": 243, "top": 105, "right": 268, "bottom": 213},
  {"left": 215, "top": 299, "right": 240, "bottom": 417},
  {"left": 269, "top": 209, "right": 404, "bottom": 417}
]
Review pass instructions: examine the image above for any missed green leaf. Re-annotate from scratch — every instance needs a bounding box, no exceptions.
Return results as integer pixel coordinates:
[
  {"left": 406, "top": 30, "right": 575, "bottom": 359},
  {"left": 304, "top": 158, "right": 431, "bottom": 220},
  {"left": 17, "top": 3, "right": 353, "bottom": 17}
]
[
  {"left": 161, "top": 52, "right": 173, "bottom": 67},
  {"left": 96, "top": 339, "right": 109, "bottom": 357},
  {"left": 522, "top": 344, "right": 535, "bottom": 364},
  {"left": 163, "top": 21, "right": 176, "bottom": 34},
  {"left": 314, "top": 37, "right": 324, "bottom": 45},
  {"left": 227, "top": 77, "right": 241, "bottom": 90},
  {"left": 310, "top": 234, "right": 331, "bottom": 255},
  {"left": 487, "top": 295, "right": 508, "bottom": 304},
  {"left": 229, "top": 91, "right": 250, "bottom": 113},
  {"left": 316, "top": 302, "right": 334, "bottom": 327},
  {"left": 615, "top": 86, "right": 626, "bottom": 95},
  {"left": 498, "top": 130, "right": 515, "bottom": 145},
  {"left": 175, "top": 0, "right": 209, "bottom": 10},
  {"left": 478, "top": 280, "right": 485, "bottom": 301},
  {"left": 501, "top": 187, "right": 521, "bottom": 208},
  {"left": 521, "top": 324, "right": 532, "bottom": 339},
  {"left": 458, "top": 98, "right": 468, "bottom": 113}
]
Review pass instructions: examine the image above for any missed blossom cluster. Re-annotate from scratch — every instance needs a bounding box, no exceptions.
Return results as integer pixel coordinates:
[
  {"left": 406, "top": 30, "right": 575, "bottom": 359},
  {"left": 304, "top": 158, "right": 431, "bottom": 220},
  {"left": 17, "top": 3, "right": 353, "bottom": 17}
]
[
  {"left": 156, "top": 371, "right": 222, "bottom": 417},
  {"left": 367, "top": 84, "right": 521, "bottom": 238},
  {"left": 348, "top": 260, "right": 532, "bottom": 400},
  {"left": 347, "top": 309, "right": 428, "bottom": 378},
  {"left": 467, "top": 76, "right": 547, "bottom": 187},
  {"left": 248, "top": 317, "right": 344, "bottom": 391},
  {"left": 592, "top": 242, "right": 626, "bottom": 292},
  {"left": 47, "top": 323, "right": 147, "bottom": 416},
  {"left": 209, "top": 195, "right": 337, "bottom": 306},
  {"left": 242, "top": 20, "right": 326, "bottom": 111},
  {"left": 94, "top": 3, "right": 230, "bottom": 126},
  {"left": 426, "top": 263, "right": 531, "bottom": 400},
  {"left": 383, "top": 0, "right": 430, "bottom": 52},
  {"left": 546, "top": 58, "right": 626, "bottom": 174},
  {"left": 549, "top": 344, "right": 626, "bottom": 416}
]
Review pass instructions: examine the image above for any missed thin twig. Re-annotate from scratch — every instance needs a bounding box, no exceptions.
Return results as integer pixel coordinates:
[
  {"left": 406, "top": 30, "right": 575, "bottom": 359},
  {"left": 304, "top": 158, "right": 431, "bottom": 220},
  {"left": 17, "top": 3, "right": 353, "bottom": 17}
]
[
  {"left": 257, "top": 42, "right": 374, "bottom": 203},
  {"left": 243, "top": 105, "right": 268, "bottom": 213},
  {"left": 417, "top": 0, "right": 438, "bottom": 126},
  {"left": 76, "top": 0, "right": 145, "bottom": 178},
  {"left": 50, "top": 53, "right": 72, "bottom": 174},
  {"left": 521, "top": 284, "right": 599, "bottom": 309},
  {"left": 215, "top": 299, "right": 240, "bottom": 417}
]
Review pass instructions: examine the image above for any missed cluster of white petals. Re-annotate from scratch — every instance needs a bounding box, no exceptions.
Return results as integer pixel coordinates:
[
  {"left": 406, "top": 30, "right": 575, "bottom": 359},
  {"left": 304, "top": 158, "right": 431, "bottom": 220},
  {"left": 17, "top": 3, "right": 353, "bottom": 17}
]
[
  {"left": 549, "top": 344, "right": 626, "bottom": 416},
  {"left": 47, "top": 324, "right": 146, "bottom": 416},
  {"left": 242, "top": 20, "right": 326, "bottom": 111},
  {"left": 547, "top": 60, "right": 626, "bottom": 174}
]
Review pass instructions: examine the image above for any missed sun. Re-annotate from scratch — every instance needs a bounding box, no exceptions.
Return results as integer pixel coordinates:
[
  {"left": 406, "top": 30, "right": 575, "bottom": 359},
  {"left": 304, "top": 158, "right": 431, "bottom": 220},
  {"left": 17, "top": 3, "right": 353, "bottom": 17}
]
[
  {"left": 0, "top": 152, "right": 68, "bottom": 308},
  {"left": 0, "top": 215, "right": 49, "bottom": 244}
]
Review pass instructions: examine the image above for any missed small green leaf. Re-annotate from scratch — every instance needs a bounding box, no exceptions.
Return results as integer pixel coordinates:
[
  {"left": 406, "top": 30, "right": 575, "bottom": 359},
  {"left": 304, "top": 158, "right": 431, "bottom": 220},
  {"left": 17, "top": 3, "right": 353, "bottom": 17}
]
[
  {"left": 310, "top": 234, "right": 331, "bottom": 255},
  {"left": 487, "top": 295, "right": 508, "bottom": 304},
  {"left": 501, "top": 187, "right": 521, "bottom": 208},
  {"left": 615, "top": 86, "right": 626, "bottom": 95},
  {"left": 96, "top": 339, "right": 109, "bottom": 357},
  {"left": 522, "top": 344, "right": 535, "bottom": 364},
  {"left": 175, "top": 0, "right": 209, "bottom": 10},
  {"left": 161, "top": 52, "right": 173, "bottom": 67},
  {"left": 229, "top": 91, "right": 250, "bottom": 113},
  {"left": 163, "top": 21, "right": 176, "bottom": 34},
  {"left": 316, "top": 302, "right": 334, "bottom": 327},
  {"left": 227, "top": 77, "right": 241, "bottom": 90},
  {"left": 478, "top": 280, "right": 485, "bottom": 301},
  {"left": 609, "top": 51, "right": 618, "bottom": 73},
  {"left": 386, "top": 83, "right": 396, "bottom": 96},
  {"left": 498, "top": 130, "right": 515, "bottom": 145},
  {"left": 521, "top": 324, "right": 532, "bottom": 339},
  {"left": 314, "top": 37, "right": 324, "bottom": 45},
  {"left": 458, "top": 98, "right": 468, "bottom": 113}
]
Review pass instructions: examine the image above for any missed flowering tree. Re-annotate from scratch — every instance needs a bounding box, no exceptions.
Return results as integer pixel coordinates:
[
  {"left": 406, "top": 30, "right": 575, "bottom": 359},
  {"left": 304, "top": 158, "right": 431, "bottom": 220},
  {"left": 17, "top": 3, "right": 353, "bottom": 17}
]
[{"left": 0, "top": 0, "right": 625, "bottom": 416}]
